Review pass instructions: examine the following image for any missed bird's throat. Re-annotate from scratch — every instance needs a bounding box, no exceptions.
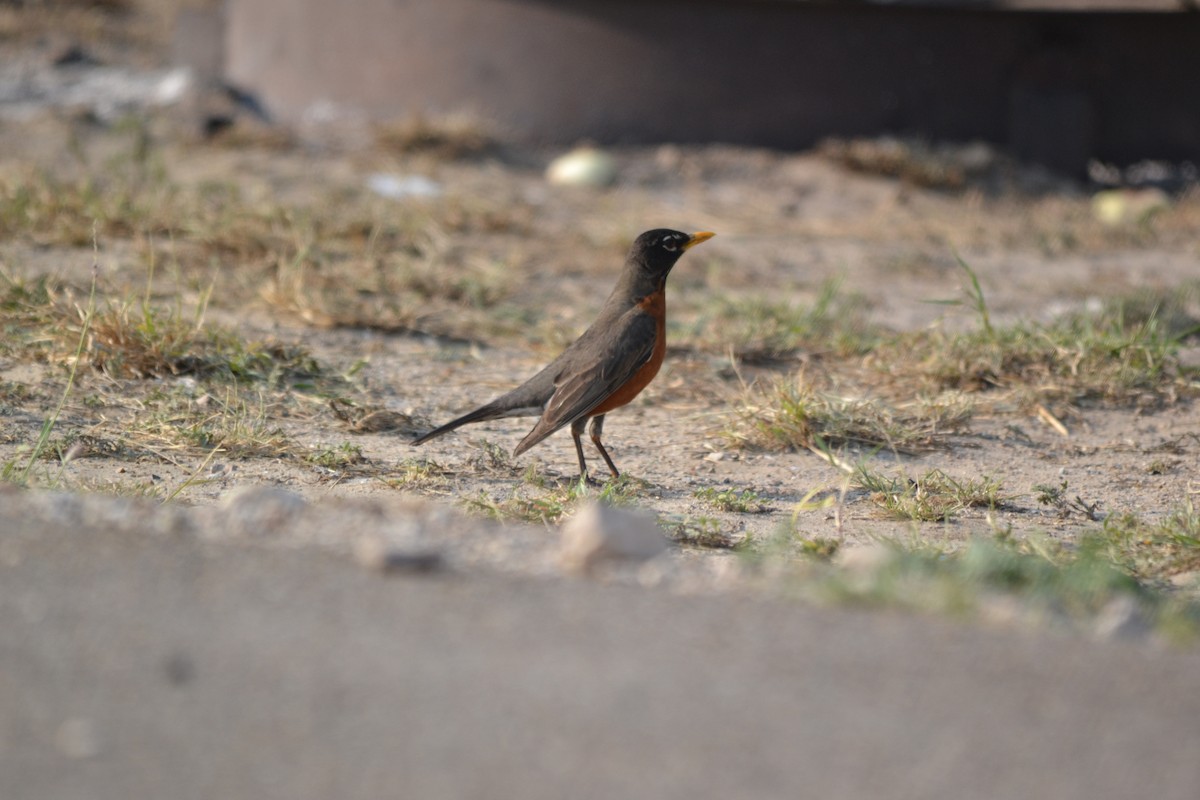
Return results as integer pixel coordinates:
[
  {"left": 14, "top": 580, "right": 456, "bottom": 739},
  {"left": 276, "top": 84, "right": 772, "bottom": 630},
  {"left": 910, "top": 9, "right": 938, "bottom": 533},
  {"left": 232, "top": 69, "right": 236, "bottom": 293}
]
[{"left": 635, "top": 289, "right": 665, "bottom": 316}]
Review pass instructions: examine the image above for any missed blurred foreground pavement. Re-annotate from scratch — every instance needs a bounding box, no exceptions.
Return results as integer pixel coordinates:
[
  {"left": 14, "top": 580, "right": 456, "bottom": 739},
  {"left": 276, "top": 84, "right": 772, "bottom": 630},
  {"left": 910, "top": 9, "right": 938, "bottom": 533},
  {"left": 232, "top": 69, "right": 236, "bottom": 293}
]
[{"left": 2, "top": 502, "right": 1199, "bottom": 800}]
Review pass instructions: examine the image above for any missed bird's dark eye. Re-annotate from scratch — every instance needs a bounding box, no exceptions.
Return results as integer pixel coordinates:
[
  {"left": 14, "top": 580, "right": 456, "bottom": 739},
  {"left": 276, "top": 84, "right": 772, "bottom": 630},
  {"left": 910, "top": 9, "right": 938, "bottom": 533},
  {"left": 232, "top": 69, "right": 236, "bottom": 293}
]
[{"left": 662, "top": 238, "right": 678, "bottom": 252}]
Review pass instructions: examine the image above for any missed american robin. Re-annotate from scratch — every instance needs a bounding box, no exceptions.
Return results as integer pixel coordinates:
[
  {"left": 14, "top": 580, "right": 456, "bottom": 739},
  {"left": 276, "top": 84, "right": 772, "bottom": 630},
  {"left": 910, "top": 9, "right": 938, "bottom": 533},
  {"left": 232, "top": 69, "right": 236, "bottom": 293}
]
[{"left": 411, "top": 229, "right": 715, "bottom": 480}]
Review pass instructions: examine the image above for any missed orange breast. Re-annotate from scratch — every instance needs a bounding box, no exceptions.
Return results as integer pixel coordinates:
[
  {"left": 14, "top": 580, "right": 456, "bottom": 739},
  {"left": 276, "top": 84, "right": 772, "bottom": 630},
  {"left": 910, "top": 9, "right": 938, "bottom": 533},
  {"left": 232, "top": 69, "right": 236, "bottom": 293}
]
[{"left": 590, "top": 291, "right": 667, "bottom": 415}]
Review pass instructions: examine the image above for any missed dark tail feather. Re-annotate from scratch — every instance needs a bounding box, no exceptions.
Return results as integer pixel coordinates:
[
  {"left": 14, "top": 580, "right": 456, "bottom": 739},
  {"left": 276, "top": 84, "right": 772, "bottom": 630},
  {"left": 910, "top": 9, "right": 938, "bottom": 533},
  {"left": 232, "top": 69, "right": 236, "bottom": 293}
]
[
  {"left": 410, "top": 405, "right": 503, "bottom": 446},
  {"left": 413, "top": 372, "right": 555, "bottom": 447},
  {"left": 513, "top": 421, "right": 558, "bottom": 458}
]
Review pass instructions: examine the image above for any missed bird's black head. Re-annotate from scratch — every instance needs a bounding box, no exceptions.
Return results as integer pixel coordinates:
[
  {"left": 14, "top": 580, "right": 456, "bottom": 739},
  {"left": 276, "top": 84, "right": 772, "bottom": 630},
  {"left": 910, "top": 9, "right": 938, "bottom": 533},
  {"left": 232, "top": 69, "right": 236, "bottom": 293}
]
[{"left": 628, "top": 229, "right": 715, "bottom": 281}]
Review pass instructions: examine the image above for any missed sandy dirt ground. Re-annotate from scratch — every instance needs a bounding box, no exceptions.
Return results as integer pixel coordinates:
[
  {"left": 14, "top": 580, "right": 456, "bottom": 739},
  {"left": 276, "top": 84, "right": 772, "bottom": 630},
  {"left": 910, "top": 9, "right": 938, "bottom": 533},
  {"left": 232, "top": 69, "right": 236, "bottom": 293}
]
[{"left": 3, "top": 135, "right": 1196, "bottom": 549}]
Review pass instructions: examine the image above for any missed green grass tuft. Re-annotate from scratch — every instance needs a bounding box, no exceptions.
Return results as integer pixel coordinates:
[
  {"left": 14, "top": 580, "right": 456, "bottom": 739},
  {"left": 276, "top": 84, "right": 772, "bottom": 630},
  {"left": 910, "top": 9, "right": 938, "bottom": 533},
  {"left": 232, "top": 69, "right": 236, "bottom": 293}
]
[
  {"left": 693, "top": 486, "right": 770, "bottom": 513},
  {"left": 459, "top": 472, "right": 649, "bottom": 525},
  {"left": 809, "top": 534, "right": 1197, "bottom": 638},
  {"left": 854, "top": 467, "right": 1008, "bottom": 522},
  {"left": 1090, "top": 498, "right": 1200, "bottom": 586},
  {"left": 660, "top": 514, "right": 749, "bottom": 549}
]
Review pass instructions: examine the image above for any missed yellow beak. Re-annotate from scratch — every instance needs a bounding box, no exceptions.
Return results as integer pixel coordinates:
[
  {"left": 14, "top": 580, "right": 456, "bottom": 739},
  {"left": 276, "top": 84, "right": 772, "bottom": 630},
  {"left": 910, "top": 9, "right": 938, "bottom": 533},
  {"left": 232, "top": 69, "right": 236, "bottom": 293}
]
[{"left": 681, "top": 231, "right": 716, "bottom": 251}]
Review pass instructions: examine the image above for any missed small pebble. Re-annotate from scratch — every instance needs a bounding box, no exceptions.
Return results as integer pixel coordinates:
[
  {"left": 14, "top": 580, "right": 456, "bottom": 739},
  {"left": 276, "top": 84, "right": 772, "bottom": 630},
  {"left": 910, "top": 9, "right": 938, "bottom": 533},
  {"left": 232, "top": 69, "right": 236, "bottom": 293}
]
[{"left": 163, "top": 652, "right": 196, "bottom": 686}]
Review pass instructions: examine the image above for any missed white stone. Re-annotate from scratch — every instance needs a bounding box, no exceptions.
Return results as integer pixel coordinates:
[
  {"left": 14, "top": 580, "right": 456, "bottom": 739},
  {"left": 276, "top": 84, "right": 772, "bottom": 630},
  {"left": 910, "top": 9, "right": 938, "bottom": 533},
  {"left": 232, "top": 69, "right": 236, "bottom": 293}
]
[
  {"left": 1093, "top": 595, "right": 1152, "bottom": 641},
  {"left": 560, "top": 502, "right": 667, "bottom": 574},
  {"left": 545, "top": 147, "right": 618, "bottom": 187}
]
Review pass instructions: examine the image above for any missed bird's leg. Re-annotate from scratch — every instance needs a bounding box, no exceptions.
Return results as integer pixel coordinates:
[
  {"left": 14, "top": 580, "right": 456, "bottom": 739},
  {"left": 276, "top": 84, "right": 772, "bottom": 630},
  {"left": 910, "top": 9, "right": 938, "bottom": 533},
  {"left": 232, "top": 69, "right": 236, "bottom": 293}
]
[
  {"left": 570, "top": 417, "right": 597, "bottom": 485},
  {"left": 588, "top": 415, "right": 621, "bottom": 479}
]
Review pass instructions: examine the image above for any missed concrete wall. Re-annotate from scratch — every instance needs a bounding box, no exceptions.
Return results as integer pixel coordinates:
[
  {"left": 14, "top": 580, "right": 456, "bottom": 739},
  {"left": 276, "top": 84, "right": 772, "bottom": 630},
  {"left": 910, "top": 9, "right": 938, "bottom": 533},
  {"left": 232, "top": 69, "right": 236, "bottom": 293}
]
[{"left": 223, "top": 0, "right": 1200, "bottom": 171}]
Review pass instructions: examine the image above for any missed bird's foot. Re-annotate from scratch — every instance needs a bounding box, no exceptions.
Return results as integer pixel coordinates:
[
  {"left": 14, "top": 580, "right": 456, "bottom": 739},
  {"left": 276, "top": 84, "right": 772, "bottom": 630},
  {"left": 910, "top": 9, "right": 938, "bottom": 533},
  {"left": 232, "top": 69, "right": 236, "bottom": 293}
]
[{"left": 576, "top": 473, "right": 605, "bottom": 489}]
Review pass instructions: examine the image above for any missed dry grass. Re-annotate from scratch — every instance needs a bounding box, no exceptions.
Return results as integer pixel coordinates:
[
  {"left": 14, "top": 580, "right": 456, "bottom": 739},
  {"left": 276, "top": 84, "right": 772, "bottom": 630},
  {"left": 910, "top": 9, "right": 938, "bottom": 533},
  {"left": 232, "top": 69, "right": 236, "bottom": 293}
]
[
  {"left": 0, "top": 1, "right": 162, "bottom": 57},
  {"left": 676, "top": 278, "right": 879, "bottom": 361},
  {"left": 262, "top": 228, "right": 518, "bottom": 340},
  {"left": 127, "top": 389, "right": 295, "bottom": 459},
  {"left": 374, "top": 113, "right": 496, "bottom": 160},
  {"left": 732, "top": 376, "right": 973, "bottom": 455},
  {"left": 0, "top": 257, "right": 363, "bottom": 488},
  {"left": 875, "top": 310, "right": 1188, "bottom": 407},
  {"left": 1, "top": 269, "right": 340, "bottom": 387},
  {"left": 867, "top": 256, "right": 1193, "bottom": 407},
  {"left": 818, "top": 136, "right": 993, "bottom": 190},
  {"left": 0, "top": 141, "right": 541, "bottom": 344},
  {"left": 1105, "top": 282, "right": 1200, "bottom": 342},
  {"left": 461, "top": 473, "right": 648, "bottom": 525},
  {"left": 0, "top": 272, "right": 59, "bottom": 362},
  {"left": 90, "top": 302, "right": 327, "bottom": 384},
  {"left": 730, "top": 257, "right": 1195, "bottom": 461},
  {"left": 1094, "top": 496, "right": 1200, "bottom": 585}
]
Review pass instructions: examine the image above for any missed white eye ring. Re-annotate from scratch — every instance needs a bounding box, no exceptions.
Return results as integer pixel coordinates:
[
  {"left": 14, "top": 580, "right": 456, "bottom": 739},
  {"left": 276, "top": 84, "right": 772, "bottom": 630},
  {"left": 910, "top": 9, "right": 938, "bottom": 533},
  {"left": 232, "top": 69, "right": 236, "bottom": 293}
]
[{"left": 662, "top": 238, "right": 678, "bottom": 252}]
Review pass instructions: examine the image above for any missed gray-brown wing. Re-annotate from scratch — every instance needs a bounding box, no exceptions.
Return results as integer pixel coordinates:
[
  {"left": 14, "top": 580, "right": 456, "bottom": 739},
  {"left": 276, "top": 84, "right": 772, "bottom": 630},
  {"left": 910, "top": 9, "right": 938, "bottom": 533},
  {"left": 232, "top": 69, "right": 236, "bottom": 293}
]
[{"left": 512, "top": 311, "right": 657, "bottom": 457}]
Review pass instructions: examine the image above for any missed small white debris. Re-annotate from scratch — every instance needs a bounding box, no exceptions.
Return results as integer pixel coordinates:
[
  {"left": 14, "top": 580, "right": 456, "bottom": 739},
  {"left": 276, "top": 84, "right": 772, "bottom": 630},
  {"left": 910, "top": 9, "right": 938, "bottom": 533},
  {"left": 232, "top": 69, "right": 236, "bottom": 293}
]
[
  {"left": 545, "top": 147, "right": 618, "bottom": 187},
  {"left": 367, "top": 173, "right": 442, "bottom": 199},
  {"left": 153, "top": 67, "right": 192, "bottom": 105},
  {"left": 560, "top": 502, "right": 667, "bottom": 574}
]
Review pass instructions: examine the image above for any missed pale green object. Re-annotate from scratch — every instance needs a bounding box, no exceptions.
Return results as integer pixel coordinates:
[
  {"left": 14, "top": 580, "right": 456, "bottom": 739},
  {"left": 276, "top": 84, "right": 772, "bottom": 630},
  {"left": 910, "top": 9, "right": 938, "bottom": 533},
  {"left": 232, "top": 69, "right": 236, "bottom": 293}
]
[{"left": 1092, "top": 188, "right": 1169, "bottom": 226}]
